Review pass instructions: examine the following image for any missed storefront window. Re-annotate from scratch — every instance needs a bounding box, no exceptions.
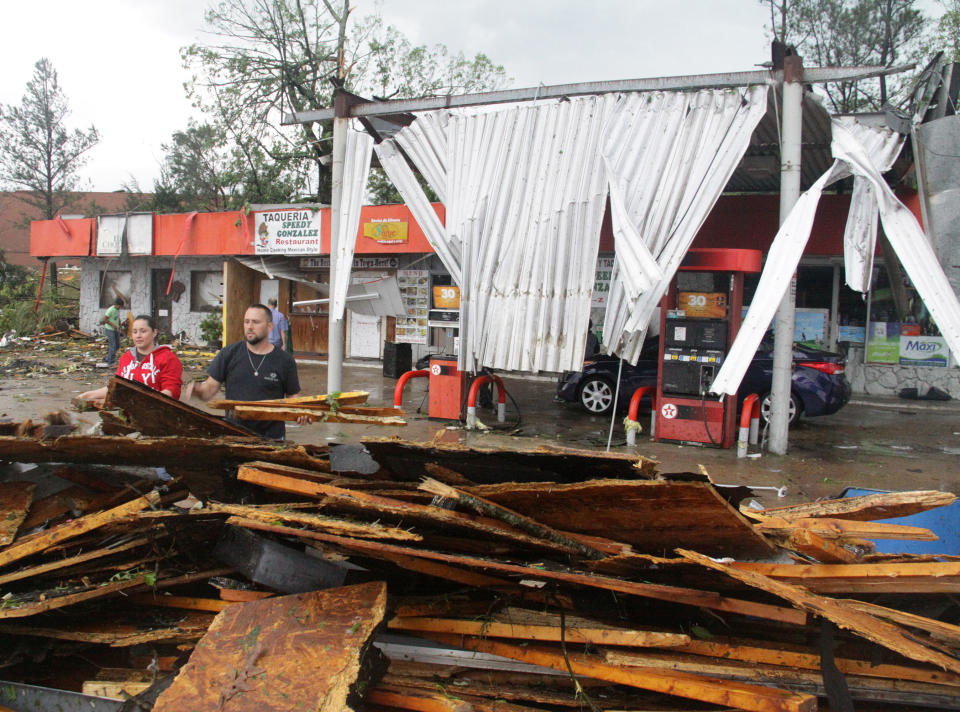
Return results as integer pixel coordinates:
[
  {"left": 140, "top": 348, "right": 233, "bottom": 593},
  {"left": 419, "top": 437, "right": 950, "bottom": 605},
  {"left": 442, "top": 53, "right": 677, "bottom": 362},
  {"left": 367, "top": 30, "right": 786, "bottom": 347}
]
[
  {"left": 190, "top": 271, "right": 223, "bottom": 312},
  {"left": 866, "top": 260, "right": 947, "bottom": 367},
  {"left": 99, "top": 271, "right": 131, "bottom": 309}
]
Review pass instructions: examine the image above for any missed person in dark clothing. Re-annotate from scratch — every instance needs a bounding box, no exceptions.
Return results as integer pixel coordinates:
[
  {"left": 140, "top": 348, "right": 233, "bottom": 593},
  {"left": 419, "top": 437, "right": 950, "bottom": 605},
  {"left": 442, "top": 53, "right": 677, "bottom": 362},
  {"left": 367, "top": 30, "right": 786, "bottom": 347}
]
[
  {"left": 585, "top": 319, "right": 600, "bottom": 358},
  {"left": 187, "top": 304, "right": 304, "bottom": 439}
]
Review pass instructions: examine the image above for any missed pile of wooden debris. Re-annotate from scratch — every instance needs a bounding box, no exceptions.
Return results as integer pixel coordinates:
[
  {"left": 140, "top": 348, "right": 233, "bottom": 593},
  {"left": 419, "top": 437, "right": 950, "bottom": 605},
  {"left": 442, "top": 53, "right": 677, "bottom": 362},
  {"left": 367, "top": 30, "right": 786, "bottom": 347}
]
[{"left": 0, "top": 384, "right": 959, "bottom": 711}]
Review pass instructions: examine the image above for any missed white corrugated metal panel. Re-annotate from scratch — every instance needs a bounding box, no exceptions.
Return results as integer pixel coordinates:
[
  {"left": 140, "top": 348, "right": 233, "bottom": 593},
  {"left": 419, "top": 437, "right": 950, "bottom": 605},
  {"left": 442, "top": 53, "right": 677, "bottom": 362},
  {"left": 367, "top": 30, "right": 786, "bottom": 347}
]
[
  {"left": 395, "top": 112, "right": 449, "bottom": 203},
  {"left": 832, "top": 119, "right": 960, "bottom": 365},
  {"left": 330, "top": 122, "right": 374, "bottom": 321},
  {"left": 712, "top": 117, "right": 960, "bottom": 396},
  {"left": 600, "top": 86, "right": 770, "bottom": 363},
  {"left": 839, "top": 117, "right": 905, "bottom": 293},
  {"left": 710, "top": 162, "right": 846, "bottom": 396},
  {"left": 378, "top": 95, "right": 618, "bottom": 373},
  {"left": 374, "top": 140, "right": 458, "bottom": 283},
  {"left": 452, "top": 95, "right": 619, "bottom": 372}
]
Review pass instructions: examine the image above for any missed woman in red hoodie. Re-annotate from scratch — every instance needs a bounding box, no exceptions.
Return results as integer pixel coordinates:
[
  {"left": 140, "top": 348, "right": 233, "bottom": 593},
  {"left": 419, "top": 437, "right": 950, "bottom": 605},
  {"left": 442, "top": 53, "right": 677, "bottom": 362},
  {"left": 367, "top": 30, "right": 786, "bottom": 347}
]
[{"left": 79, "top": 315, "right": 183, "bottom": 406}]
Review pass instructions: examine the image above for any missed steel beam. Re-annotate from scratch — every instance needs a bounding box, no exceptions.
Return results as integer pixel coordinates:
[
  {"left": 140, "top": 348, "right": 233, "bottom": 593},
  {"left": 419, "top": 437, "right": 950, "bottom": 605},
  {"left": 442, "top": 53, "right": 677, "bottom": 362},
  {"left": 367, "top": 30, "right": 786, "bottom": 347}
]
[{"left": 283, "top": 65, "right": 912, "bottom": 124}]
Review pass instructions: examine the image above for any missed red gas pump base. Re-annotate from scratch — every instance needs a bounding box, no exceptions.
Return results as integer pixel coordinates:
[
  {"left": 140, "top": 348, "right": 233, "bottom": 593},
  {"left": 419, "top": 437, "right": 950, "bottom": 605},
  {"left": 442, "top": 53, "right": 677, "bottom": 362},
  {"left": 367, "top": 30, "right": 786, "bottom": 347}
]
[
  {"left": 427, "top": 356, "right": 466, "bottom": 420},
  {"left": 655, "top": 396, "right": 733, "bottom": 448}
]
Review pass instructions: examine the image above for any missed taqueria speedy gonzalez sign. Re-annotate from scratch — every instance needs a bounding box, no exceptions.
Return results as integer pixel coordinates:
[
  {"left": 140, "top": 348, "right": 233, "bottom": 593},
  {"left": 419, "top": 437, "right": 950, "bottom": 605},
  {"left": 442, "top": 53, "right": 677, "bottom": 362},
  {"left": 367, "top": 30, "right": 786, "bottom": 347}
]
[{"left": 253, "top": 209, "right": 322, "bottom": 255}]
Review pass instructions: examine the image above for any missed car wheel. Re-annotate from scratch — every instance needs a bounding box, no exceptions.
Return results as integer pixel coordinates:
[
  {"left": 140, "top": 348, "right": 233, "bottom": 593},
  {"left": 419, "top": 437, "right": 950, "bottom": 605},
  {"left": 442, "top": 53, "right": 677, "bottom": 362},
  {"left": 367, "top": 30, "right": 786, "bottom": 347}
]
[
  {"left": 760, "top": 392, "right": 803, "bottom": 426},
  {"left": 579, "top": 376, "right": 615, "bottom": 415}
]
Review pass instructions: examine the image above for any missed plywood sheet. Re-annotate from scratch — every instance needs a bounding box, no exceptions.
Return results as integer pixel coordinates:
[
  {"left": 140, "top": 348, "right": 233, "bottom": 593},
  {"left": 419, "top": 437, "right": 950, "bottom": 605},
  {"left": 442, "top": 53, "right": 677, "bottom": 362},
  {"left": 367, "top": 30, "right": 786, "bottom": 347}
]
[
  {"left": 469, "top": 479, "right": 774, "bottom": 558},
  {"left": 154, "top": 581, "right": 386, "bottom": 712},
  {"left": 362, "top": 439, "right": 657, "bottom": 485}
]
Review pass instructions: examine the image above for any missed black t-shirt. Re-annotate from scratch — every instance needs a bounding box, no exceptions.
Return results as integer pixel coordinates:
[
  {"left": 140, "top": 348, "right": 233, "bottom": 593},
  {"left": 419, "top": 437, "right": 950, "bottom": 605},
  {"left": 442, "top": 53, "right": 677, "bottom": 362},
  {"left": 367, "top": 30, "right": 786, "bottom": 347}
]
[{"left": 207, "top": 341, "right": 301, "bottom": 439}]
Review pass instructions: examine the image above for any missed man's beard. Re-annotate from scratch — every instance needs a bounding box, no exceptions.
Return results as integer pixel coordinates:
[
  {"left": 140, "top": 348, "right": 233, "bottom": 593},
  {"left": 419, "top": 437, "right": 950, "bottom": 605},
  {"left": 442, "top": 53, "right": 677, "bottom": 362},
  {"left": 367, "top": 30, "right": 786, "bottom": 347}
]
[{"left": 245, "top": 333, "right": 266, "bottom": 345}]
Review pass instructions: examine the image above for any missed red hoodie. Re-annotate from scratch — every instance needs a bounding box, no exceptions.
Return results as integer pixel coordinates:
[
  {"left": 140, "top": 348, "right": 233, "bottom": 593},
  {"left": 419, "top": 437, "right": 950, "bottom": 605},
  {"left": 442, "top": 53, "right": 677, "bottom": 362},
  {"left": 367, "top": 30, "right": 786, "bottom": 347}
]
[{"left": 115, "top": 345, "right": 183, "bottom": 400}]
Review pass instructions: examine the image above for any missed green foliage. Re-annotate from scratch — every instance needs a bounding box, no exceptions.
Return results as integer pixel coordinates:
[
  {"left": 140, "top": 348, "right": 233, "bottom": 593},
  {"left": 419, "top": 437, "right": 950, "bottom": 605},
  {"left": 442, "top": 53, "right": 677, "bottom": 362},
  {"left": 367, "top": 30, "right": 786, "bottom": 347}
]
[
  {"left": 924, "top": 0, "right": 960, "bottom": 62},
  {"left": 759, "top": 0, "right": 930, "bottom": 112},
  {"left": 0, "top": 58, "right": 99, "bottom": 219},
  {"left": 199, "top": 312, "right": 223, "bottom": 343},
  {"left": 179, "top": 0, "right": 508, "bottom": 206}
]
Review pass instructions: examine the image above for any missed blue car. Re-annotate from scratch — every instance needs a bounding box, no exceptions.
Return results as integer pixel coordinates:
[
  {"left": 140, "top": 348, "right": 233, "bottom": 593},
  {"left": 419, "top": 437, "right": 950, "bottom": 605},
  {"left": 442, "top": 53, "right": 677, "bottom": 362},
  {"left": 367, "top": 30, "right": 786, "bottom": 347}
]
[{"left": 557, "top": 335, "right": 851, "bottom": 424}]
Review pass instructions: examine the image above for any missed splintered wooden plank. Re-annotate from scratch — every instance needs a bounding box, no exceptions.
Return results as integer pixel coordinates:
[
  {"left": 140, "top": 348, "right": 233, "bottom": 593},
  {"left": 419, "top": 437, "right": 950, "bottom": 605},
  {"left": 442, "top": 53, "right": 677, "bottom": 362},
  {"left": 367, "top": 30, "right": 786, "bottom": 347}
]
[
  {"left": 228, "top": 518, "right": 806, "bottom": 626},
  {"left": 0, "top": 575, "right": 149, "bottom": 618},
  {"left": 678, "top": 549, "right": 960, "bottom": 675},
  {"left": 728, "top": 560, "right": 960, "bottom": 593},
  {"left": 603, "top": 648, "right": 960, "bottom": 706},
  {"left": 368, "top": 685, "right": 550, "bottom": 712},
  {"left": 230, "top": 404, "right": 407, "bottom": 426},
  {"left": 755, "top": 516, "right": 939, "bottom": 541},
  {"left": 0, "top": 610, "right": 215, "bottom": 646},
  {"left": 0, "top": 536, "right": 150, "bottom": 586},
  {"left": 843, "top": 599, "right": 960, "bottom": 648},
  {"left": 0, "top": 490, "right": 160, "bottom": 570},
  {"left": 208, "top": 391, "right": 370, "bottom": 409},
  {"left": 419, "top": 477, "right": 611, "bottom": 559},
  {"left": 781, "top": 529, "right": 858, "bottom": 564},
  {"left": 362, "top": 438, "right": 659, "bottom": 485},
  {"left": 667, "top": 635, "right": 960, "bottom": 688},
  {"left": 742, "top": 490, "right": 957, "bottom": 522},
  {"left": 130, "top": 594, "right": 234, "bottom": 612},
  {"left": 388, "top": 615, "right": 690, "bottom": 648},
  {"left": 154, "top": 581, "right": 387, "bottom": 712},
  {"left": 0, "top": 435, "right": 330, "bottom": 472},
  {"left": 0, "top": 482, "right": 34, "bottom": 546},
  {"left": 467, "top": 479, "right": 775, "bottom": 559},
  {"left": 423, "top": 635, "right": 816, "bottom": 712},
  {"left": 106, "top": 376, "right": 253, "bottom": 437},
  {"left": 207, "top": 502, "right": 422, "bottom": 541},
  {"left": 236, "top": 468, "right": 595, "bottom": 558}
]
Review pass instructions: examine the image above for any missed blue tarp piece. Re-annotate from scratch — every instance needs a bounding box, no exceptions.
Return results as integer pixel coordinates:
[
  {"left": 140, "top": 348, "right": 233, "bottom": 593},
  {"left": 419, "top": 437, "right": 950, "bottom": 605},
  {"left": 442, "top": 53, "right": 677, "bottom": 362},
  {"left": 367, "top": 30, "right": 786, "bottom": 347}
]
[{"left": 842, "top": 487, "right": 960, "bottom": 555}]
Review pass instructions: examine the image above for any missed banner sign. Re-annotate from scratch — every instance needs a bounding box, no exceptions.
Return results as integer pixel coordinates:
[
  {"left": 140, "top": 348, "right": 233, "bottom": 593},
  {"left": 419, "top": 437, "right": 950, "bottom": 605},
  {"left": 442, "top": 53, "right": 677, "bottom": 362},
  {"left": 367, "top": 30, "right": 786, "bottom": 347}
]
[
  {"left": 254, "top": 209, "right": 322, "bottom": 255},
  {"left": 592, "top": 256, "right": 614, "bottom": 308},
  {"left": 867, "top": 322, "right": 900, "bottom": 364},
  {"left": 899, "top": 335, "right": 949, "bottom": 367},
  {"left": 363, "top": 219, "right": 408, "bottom": 244},
  {"left": 299, "top": 256, "right": 400, "bottom": 270}
]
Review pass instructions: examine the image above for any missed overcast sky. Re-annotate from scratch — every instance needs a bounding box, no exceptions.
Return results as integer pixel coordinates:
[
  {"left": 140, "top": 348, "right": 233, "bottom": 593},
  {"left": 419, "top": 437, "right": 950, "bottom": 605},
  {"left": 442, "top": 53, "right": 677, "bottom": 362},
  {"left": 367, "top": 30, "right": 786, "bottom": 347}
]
[{"left": 0, "top": 0, "right": 943, "bottom": 193}]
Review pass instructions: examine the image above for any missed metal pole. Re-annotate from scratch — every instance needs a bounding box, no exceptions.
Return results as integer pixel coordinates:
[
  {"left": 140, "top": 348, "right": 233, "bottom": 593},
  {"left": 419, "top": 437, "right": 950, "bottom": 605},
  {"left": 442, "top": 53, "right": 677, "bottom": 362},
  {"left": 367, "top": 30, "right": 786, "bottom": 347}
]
[
  {"left": 769, "top": 55, "right": 803, "bottom": 455},
  {"left": 327, "top": 109, "right": 348, "bottom": 395}
]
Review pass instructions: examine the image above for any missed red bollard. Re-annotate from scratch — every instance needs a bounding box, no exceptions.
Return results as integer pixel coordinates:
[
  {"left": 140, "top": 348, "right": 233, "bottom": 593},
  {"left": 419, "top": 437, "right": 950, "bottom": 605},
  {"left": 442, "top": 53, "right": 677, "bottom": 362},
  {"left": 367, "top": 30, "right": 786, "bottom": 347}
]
[
  {"left": 738, "top": 393, "right": 761, "bottom": 458},
  {"left": 625, "top": 386, "right": 656, "bottom": 446},
  {"left": 394, "top": 370, "right": 429, "bottom": 409},
  {"left": 466, "top": 374, "right": 507, "bottom": 429}
]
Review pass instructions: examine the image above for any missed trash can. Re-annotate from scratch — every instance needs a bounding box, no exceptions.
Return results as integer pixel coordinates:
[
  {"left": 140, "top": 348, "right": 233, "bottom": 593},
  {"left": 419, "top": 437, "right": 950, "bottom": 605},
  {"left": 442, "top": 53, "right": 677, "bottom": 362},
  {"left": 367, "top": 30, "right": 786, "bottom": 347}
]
[{"left": 382, "top": 341, "right": 412, "bottom": 378}]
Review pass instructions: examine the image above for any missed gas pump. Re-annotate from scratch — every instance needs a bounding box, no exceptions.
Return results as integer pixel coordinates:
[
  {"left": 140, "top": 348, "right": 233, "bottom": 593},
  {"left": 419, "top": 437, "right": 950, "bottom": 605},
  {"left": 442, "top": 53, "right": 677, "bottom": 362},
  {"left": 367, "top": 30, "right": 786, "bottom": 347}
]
[{"left": 655, "top": 248, "right": 762, "bottom": 448}]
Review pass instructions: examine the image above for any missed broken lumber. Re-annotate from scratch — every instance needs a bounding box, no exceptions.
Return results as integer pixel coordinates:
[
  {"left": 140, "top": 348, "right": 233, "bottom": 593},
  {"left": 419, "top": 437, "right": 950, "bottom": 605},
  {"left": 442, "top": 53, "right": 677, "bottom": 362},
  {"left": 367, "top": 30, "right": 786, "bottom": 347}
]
[
  {"left": 678, "top": 549, "right": 960, "bottom": 675},
  {"left": 0, "top": 536, "right": 151, "bottom": 586},
  {"left": 425, "top": 634, "right": 817, "bottom": 712},
  {"left": 206, "top": 501, "right": 423, "bottom": 542},
  {"left": 388, "top": 614, "right": 690, "bottom": 648},
  {"left": 755, "top": 516, "right": 939, "bottom": 541},
  {"left": 362, "top": 438, "right": 658, "bottom": 484},
  {"left": 227, "top": 517, "right": 807, "bottom": 625},
  {"left": 236, "top": 467, "right": 609, "bottom": 559},
  {"left": 207, "top": 391, "right": 371, "bottom": 409},
  {"left": 230, "top": 404, "right": 407, "bottom": 426},
  {"left": 0, "top": 482, "right": 34, "bottom": 546},
  {"left": 728, "top": 560, "right": 960, "bottom": 593},
  {"left": 419, "top": 477, "right": 609, "bottom": 560},
  {"left": 105, "top": 376, "right": 253, "bottom": 437},
  {"left": 154, "top": 582, "right": 387, "bottom": 712},
  {"left": 466, "top": 478, "right": 776, "bottom": 558},
  {"left": 0, "top": 490, "right": 160, "bottom": 569},
  {"left": 742, "top": 490, "right": 956, "bottom": 522}
]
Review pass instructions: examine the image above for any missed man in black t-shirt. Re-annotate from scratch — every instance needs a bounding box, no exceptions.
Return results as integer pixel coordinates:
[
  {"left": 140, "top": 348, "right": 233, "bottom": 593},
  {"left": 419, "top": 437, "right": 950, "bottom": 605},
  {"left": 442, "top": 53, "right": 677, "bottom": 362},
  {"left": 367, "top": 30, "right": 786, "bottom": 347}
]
[{"left": 188, "top": 304, "right": 303, "bottom": 439}]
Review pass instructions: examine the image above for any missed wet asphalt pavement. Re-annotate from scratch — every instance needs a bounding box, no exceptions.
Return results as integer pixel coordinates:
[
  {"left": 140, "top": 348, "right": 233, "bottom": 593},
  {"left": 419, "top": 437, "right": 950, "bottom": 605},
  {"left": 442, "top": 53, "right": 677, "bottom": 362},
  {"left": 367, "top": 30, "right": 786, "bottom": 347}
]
[{"left": 2, "top": 354, "right": 958, "bottom": 511}]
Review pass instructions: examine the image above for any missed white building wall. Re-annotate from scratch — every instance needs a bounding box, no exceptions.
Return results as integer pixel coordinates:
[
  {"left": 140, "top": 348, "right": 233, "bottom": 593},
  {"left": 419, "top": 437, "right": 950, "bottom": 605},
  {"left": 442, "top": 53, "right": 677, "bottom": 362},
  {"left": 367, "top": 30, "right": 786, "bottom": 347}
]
[{"left": 79, "top": 256, "right": 223, "bottom": 345}]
